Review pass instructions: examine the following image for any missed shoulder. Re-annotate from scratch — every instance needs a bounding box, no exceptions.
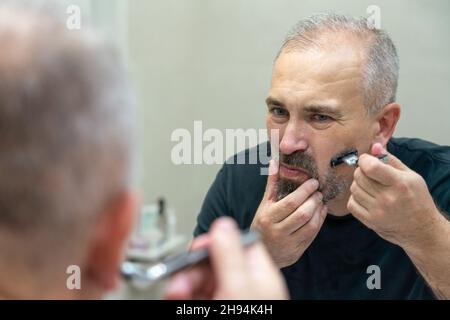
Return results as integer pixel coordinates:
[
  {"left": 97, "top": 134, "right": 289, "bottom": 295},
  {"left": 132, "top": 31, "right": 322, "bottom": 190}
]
[
  {"left": 388, "top": 137, "right": 450, "bottom": 212},
  {"left": 388, "top": 137, "right": 450, "bottom": 164}
]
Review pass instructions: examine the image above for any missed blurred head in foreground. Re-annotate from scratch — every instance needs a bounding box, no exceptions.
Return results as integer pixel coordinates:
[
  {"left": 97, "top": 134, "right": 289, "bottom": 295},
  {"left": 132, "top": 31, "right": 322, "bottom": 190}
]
[{"left": 0, "top": 2, "right": 137, "bottom": 299}]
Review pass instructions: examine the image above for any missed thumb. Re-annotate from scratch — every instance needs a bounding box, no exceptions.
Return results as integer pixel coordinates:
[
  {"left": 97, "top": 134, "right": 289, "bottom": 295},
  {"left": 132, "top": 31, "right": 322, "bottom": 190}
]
[
  {"left": 209, "top": 218, "right": 247, "bottom": 292},
  {"left": 189, "top": 234, "right": 210, "bottom": 251},
  {"left": 371, "top": 142, "right": 407, "bottom": 171},
  {"left": 264, "top": 159, "right": 279, "bottom": 201}
]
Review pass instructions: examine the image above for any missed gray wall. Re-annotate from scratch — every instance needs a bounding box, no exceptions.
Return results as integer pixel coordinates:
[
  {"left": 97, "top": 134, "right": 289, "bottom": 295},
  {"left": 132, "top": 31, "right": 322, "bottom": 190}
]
[
  {"left": 126, "top": 0, "right": 450, "bottom": 238},
  {"left": 1, "top": 0, "right": 448, "bottom": 299}
]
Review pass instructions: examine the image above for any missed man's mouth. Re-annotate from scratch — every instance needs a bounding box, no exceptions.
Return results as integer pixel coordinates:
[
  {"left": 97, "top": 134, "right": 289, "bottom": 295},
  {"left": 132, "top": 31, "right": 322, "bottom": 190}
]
[{"left": 279, "top": 162, "right": 311, "bottom": 180}]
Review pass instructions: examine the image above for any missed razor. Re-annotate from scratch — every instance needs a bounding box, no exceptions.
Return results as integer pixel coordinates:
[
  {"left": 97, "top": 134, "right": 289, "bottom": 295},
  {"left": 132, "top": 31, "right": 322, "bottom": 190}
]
[{"left": 330, "top": 148, "right": 388, "bottom": 168}]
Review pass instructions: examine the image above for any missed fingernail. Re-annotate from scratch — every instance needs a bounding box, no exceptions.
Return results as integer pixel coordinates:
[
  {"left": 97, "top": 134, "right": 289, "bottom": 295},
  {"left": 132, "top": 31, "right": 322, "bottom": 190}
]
[{"left": 166, "top": 273, "right": 188, "bottom": 295}]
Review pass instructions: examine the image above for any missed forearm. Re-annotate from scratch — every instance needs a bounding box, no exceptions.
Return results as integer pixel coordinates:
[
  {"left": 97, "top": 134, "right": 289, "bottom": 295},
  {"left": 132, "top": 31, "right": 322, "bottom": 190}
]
[{"left": 403, "top": 210, "right": 450, "bottom": 299}]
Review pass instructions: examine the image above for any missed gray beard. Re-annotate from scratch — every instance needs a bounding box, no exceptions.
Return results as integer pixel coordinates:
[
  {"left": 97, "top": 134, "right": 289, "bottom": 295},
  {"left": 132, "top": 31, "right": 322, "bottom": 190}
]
[{"left": 276, "top": 173, "right": 350, "bottom": 203}]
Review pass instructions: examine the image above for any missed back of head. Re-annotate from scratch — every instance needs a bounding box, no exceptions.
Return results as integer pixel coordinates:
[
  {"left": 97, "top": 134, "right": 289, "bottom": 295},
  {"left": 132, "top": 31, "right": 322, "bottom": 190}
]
[{"left": 0, "top": 2, "right": 134, "bottom": 298}]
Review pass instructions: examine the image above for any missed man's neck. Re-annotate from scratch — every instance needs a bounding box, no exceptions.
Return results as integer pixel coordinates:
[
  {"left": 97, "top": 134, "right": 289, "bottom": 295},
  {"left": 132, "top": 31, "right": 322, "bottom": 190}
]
[{"left": 326, "top": 191, "right": 352, "bottom": 217}]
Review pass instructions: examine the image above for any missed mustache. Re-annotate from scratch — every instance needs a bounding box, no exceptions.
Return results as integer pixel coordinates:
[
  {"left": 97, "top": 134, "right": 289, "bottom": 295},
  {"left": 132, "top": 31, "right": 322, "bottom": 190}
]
[{"left": 280, "top": 151, "right": 319, "bottom": 179}]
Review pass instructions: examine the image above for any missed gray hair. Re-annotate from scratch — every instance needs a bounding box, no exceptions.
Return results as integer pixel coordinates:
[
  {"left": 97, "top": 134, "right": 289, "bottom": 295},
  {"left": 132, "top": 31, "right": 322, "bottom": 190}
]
[
  {"left": 0, "top": 2, "right": 134, "bottom": 284},
  {"left": 277, "top": 13, "right": 399, "bottom": 114}
]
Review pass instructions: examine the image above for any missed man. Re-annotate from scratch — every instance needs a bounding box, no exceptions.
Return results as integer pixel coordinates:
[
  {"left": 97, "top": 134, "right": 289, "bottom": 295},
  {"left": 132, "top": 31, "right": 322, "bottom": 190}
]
[
  {"left": 0, "top": 3, "right": 286, "bottom": 299},
  {"left": 195, "top": 13, "right": 450, "bottom": 299}
]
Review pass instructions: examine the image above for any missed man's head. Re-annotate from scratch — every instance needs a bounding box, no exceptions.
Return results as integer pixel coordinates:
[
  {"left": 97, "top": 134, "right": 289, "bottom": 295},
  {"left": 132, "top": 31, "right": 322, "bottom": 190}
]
[
  {"left": 0, "top": 3, "right": 137, "bottom": 298},
  {"left": 267, "top": 13, "right": 400, "bottom": 213}
]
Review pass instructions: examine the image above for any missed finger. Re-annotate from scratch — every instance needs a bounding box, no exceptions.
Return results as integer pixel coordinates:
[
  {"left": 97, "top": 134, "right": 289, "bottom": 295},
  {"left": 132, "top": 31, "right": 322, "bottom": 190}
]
[
  {"left": 209, "top": 217, "right": 247, "bottom": 289},
  {"left": 320, "top": 205, "right": 328, "bottom": 222},
  {"left": 189, "top": 234, "right": 210, "bottom": 251},
  {"left": 165, "top": 273, "right": 192, "bottom": 300},
  {"left": 273, "top": 178, "right": 320, "bottom": 221},
  {"left": 350, "top": 181, "right": 375, "bottom": 210},
  {"left": 371, "top": 142, "right": 408, "bottom": 171},
  {"left": 291, "top": 202, "right": 325, "bottom": 243},
  {"left": 263, "top": 159, "right": 280, "bottom": 201},
  {"left": 347, "top": 194, "right": 370, "bottom": 222},
  {"left": 279, "top": 191, "right": 322, "bottom": 234},
  {"left": 358, "top": 153, "right": 401, "bottom": 186},
  {"left": 188, "top": 263, "right": 216, "bottom": 299}
]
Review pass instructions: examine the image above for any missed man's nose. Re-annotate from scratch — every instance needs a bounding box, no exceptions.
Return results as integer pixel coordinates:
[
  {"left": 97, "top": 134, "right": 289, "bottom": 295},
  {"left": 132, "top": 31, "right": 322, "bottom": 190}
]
[{"left": 279, "top": 122, "right": 308, "bottom": 155}]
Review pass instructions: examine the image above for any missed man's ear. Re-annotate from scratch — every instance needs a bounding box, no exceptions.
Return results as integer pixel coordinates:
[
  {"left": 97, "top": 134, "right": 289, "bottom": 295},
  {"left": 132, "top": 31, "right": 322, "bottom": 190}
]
[
  {"left": 373, "top": 102, "right": 401, "bottom": 146},
  {"left": 84, "top": 190, "right": 139, "bottom": 292}
]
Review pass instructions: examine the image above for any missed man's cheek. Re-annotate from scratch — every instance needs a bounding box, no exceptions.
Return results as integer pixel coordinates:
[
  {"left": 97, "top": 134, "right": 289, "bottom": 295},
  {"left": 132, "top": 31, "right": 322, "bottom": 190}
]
[
  {"left": 268, "top": 126, "right": 285, "bottom": 147},
  {"left": 315, "top": 161, "right": 331, "bottom": 182}
]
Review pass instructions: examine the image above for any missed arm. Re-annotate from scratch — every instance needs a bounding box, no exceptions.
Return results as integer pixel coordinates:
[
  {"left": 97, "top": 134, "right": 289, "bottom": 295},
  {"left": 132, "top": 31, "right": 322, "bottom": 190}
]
[
  {"left": 402, "top": 210, "right": 450, "bottom": 299},
  {"left": 251, "top": 160, "right": 327, "bottom": 268},
  {"left": 348, "top": 143, "right": 450, "bottom": 299},
  {"left": 165, "top": 217, "right": 288, "bottom": 300}
]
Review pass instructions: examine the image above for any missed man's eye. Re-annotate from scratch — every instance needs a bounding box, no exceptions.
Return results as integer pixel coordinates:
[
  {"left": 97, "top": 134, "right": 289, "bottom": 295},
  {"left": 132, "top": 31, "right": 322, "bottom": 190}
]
[
  {"left": 311, "top": 114, "right": 333, "bottom": 122},
  {"left": 270, "top": 107, "right": 288, "bottom": 117}
]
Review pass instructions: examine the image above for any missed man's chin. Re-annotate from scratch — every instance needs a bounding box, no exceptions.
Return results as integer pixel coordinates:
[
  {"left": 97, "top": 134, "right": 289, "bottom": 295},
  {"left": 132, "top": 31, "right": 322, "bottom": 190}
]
[{"left": 279, "top": 164, "right": 311, "bottom": 183}]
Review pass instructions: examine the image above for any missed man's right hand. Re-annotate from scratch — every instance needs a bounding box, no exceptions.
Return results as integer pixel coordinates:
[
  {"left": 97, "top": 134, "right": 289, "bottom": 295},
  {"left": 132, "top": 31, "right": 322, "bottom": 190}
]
[{"left": 250, "top": 160, "right": 328, "bottom": 268}]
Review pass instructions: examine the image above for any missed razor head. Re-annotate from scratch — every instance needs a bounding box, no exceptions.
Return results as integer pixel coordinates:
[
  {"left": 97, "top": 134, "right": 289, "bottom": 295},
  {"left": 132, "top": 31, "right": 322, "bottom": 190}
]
[{"left": 330, "top": 149, "right": 359, "bottom": 168}]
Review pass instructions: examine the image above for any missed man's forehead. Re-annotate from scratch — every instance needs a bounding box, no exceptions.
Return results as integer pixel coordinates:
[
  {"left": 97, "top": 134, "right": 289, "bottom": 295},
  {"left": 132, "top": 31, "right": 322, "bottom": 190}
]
[
  {"left": 273, "top": 47, "right": 364, "bottom": 82},
  {"left": 269, "top": 47, "right": 365, "bottom": 111}
]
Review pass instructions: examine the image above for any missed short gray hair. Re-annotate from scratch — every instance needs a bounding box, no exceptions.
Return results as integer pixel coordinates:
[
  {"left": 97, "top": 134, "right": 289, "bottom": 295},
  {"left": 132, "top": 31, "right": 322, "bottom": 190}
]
[
  {"left": 278, "top": 13, "right": 399, "bottom": 114},
  {"left": 0, "top": 3, "right": 134, "bottom": 282}
]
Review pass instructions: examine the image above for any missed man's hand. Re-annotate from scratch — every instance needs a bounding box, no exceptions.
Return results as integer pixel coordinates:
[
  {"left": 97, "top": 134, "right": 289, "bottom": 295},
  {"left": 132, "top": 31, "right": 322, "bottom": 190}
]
[
  {"left": 250, "top": 160, "right": 327, "bottom": 268},
  {"left": 347, "top": 142, "right": 442, "bottom": 249},
  {"left": 164, "top": 217, "right": 289, "bottom": 300}
]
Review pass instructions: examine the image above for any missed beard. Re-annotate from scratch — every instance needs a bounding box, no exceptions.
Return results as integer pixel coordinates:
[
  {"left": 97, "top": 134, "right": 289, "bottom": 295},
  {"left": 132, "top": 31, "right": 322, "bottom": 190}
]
[{"left": 276, "top": 151, "right": 350, "bottom": 203}]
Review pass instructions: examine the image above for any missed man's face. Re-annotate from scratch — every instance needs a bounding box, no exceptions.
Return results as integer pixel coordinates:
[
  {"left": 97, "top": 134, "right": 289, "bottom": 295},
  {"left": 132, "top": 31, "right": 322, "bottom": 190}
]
[{"left": 267, "top": 45, "right": 379, "bottom": 205}]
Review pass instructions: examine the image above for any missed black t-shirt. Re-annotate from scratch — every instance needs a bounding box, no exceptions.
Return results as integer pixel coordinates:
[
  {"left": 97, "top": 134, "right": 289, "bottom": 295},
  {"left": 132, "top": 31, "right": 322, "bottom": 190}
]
[{"left": 194, "top": 137, "right": 450, "bottom": 299}]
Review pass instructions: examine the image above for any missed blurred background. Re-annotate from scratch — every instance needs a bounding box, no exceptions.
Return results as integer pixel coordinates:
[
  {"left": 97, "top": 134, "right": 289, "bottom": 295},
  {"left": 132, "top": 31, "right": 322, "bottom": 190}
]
[{"left": 12, "top": 0, "right": 450, "bottom": 298}]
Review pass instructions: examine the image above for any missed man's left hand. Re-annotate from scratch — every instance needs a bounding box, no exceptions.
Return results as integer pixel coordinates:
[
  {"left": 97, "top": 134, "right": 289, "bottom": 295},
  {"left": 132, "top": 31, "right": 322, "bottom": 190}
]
[{"left": 347, "top": 142, "right": 442, "bottom": 250}]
